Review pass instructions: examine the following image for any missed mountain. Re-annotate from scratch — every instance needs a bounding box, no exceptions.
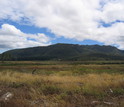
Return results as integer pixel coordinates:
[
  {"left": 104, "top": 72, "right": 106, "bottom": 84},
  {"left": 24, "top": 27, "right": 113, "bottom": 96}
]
[{"left": 0, "top": 43, "right": 124, "bottom": 61}]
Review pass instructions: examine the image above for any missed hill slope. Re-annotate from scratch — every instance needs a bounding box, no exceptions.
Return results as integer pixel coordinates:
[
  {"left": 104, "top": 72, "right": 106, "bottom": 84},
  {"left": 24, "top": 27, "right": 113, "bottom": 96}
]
[{"left": 1, "top": 43, "right": 124, "bottom": 61}]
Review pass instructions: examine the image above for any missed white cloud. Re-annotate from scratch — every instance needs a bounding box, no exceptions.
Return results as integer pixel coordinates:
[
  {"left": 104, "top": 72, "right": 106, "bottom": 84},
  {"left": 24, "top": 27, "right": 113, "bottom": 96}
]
[
  {"left": 0, "top": 24, "right": 51, "bottom": 49},
  {"left": 0, "top": 0, "right": 124, "bottom": 49},
  {"left": 101, "top": 0, "right": 124, "bottom": 23}
]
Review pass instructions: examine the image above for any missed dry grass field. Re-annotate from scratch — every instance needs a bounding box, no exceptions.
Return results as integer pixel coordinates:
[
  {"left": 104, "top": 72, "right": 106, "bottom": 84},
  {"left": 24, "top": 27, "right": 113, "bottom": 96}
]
[{"left": 0, "top": 61, "right": 124, "bottom": 107}]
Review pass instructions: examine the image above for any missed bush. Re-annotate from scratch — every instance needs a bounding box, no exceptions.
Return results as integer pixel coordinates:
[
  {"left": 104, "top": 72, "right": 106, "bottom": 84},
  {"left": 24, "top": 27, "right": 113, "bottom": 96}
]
[{"left": 42, "top": 85, "right": 62, "bottom": 95}]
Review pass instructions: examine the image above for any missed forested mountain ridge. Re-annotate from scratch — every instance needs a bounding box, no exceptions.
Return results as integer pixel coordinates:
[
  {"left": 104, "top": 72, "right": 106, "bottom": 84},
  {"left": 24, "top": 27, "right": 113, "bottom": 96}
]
[{"left": 0, "top": 43, "right": 124, "bottom": 61}]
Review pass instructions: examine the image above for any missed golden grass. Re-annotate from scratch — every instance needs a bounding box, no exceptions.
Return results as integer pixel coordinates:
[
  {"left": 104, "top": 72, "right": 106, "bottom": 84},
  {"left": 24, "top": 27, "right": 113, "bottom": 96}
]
[
  {"left": 0, "top": 70, "right": 124, "bottom": 107},
  {"left": 0, "top": 61, "right": 124, "bottom": 106},
  {"left": 0, "top": 70, "right": 124, "bottom": 90}
]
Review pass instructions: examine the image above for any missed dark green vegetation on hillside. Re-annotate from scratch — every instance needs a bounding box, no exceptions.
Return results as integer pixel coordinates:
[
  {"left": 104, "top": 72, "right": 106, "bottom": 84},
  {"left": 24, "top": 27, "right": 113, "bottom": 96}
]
[{"left": 0, "top": 43, "right": 124, "bottom": 61}]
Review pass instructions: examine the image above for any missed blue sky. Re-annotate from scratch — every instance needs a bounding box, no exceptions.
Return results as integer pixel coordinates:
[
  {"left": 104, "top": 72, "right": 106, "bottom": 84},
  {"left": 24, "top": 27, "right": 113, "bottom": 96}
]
[
  {"left": 0, "top": 20, "right": 104, "bottom": 45},
  {"left": 0, "top": 19, "right": 104, "bottom": 53},
  {"left": 0, "top": 0, "right": 124, "bottom": 53}
]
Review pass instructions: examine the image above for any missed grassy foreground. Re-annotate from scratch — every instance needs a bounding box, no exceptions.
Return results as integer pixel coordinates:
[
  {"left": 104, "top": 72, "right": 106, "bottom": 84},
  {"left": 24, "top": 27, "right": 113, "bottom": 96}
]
[{"left": 0, "top": 61, "right": 124, "bottom": 107}]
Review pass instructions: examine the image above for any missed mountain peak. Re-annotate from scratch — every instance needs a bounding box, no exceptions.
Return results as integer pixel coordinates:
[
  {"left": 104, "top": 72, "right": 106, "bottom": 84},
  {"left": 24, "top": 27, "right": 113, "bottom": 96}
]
[{"left": 0, "top": 43, "right": 124, "bottom": 61}]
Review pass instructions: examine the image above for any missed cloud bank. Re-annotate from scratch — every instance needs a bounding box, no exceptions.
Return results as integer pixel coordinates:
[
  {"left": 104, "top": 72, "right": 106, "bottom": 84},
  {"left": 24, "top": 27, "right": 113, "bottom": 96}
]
[
  {"left": 0, "top": 24, "right": 51, "bottom": 49},
  {"left": 0, "top": 0, "right": 124, "bottom": 49}
]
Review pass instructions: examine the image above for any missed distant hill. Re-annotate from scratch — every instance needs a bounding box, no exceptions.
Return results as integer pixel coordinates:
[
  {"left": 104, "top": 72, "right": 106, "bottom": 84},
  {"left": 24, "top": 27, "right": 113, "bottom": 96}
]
[{"left": 0, "top": 43, "right": 124, "bottom": 61}]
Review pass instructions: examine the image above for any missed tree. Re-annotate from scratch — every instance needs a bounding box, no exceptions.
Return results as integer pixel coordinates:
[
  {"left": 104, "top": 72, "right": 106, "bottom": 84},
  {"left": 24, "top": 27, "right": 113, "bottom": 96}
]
[{"left": 1, "top": 53, "right": 12, "bottom": 62}]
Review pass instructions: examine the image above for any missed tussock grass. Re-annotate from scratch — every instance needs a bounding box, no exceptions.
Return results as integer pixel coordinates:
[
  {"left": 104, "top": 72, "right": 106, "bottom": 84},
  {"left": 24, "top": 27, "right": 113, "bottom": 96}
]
[
  {"left": 0, "top": 71, "right": 123, "bottom": 94},
  {"left": 0, "top": 61, "right": 124, "bottom": 107}
]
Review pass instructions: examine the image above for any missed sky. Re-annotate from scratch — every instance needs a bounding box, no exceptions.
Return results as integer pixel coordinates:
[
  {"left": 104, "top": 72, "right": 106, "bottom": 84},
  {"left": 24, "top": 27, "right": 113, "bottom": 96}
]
[{"left": 0, "top": 0, "right": 124, "bottom": 53}]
